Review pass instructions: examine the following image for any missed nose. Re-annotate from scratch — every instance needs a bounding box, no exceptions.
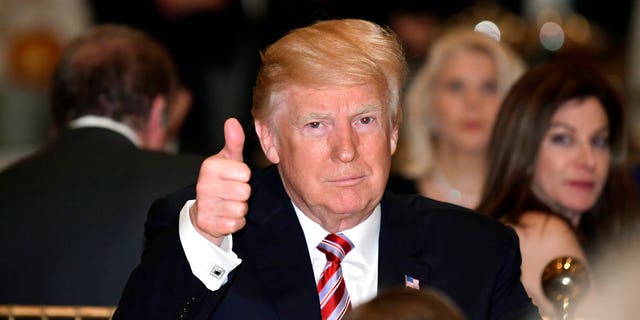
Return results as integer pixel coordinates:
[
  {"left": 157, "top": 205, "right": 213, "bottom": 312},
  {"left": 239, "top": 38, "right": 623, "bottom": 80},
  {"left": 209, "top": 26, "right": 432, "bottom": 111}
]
[
  {"left": 464, "top": 89, "right": 482, "bottom": 110},
  {"left": 577, "top": 142, "right": 597, "bottom": 171},
  {"left": 330, "top": 122, "right": 358, "bottom": 163}
]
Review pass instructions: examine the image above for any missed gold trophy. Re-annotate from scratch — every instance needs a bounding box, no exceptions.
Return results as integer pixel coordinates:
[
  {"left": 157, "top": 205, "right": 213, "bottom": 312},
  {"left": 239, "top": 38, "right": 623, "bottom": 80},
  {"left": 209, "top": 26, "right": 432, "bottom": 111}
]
[{"left": 541, "top": 257, "right": 590, "bottom": 320}]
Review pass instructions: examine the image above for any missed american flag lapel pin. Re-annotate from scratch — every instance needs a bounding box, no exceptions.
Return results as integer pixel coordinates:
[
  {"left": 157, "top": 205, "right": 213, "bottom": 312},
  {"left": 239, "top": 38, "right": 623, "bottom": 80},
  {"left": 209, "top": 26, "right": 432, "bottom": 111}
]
[{"left": 404, "top": 274, "right": 420, "bottom": 290}]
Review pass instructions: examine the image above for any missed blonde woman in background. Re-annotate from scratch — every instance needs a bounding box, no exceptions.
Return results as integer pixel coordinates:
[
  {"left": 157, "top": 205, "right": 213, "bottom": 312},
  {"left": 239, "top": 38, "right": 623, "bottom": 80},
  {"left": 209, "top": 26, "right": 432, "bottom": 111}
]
[{"left": 389, "top": 27, "right": 525, "bottom": 209}]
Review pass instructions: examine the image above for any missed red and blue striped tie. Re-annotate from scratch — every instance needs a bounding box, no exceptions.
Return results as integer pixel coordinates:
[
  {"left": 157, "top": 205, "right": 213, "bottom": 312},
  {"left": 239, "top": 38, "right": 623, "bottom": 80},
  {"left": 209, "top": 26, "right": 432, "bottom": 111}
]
[{"left": 317, "top": 233, "right": 354, "bottom": 320}]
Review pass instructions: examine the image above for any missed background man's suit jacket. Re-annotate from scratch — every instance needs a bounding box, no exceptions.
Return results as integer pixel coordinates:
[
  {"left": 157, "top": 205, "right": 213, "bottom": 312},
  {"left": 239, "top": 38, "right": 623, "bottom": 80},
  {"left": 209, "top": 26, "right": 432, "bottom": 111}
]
[
  {"left": 114, "top": 165, "right": 540, "bottom": 320},
  {"left": 0, "top": 127, "right": 204, "bottom": 305}
]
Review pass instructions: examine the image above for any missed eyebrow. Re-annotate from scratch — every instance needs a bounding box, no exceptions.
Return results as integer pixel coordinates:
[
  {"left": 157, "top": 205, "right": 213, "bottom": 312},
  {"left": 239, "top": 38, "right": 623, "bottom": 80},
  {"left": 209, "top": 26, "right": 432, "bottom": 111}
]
[
  {"left": 548, "top": 122, "right": 575, "bottom": 132},
  {"left": 548, "top": 122, "right": 609, "bottom": 134},
  {"left": 298, "top": 112, "right": 331, "bottom": 123},
  {"left": 298, "top": 104, "right": 384, "bottom": 122},
  {"left": 359, "top": 103, "right": 384, "bottom": 112}
]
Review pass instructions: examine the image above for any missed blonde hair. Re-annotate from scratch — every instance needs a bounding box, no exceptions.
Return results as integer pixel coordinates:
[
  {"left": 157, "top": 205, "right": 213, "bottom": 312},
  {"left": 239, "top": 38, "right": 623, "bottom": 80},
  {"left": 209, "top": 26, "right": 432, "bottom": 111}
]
[
  {"left": 251, "top": 19, "right": 407, "bottom": 128},
  {"left": 395, "top": 28, "right": 525, "bottom": 178}
]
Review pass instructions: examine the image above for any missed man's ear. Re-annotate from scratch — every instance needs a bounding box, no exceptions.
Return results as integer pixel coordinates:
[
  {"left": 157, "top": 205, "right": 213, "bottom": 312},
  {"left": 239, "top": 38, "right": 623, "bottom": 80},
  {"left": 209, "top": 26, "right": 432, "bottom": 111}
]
[
  {"left": 254, "top": 119, "right": 280, "bottom": 164},
  {"left": 390, "top": 125, "right": 399, "bottom": 155},
  {"left": 143, "top": 95, "right": 168, "bottom": 150}
]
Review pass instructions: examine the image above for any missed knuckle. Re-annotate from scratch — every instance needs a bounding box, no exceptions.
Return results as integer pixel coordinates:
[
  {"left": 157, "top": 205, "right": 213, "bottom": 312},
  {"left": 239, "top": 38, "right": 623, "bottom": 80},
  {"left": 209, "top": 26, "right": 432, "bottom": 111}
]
[
  {"left": 229, "top": 217, "right": 246, "bottom": 232},
  {"left": 230, "top": 201, "right": 248, "bottom": 217},
  {"left": 238, "top": 184, "right": 252, "bottom": 200}
]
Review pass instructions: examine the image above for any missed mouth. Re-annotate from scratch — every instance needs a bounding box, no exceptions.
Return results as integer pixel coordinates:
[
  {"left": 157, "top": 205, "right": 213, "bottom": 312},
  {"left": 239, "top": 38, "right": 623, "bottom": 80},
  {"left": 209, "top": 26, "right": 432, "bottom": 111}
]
[
  {"left": 327, "top": 175, "right": 365, "bottom": 187},
  {"left": 461, "top": 120, "right": 483, "bottom": 131},
  {"left": 567, "top": 181, "right": 595, "bottom": 192}
]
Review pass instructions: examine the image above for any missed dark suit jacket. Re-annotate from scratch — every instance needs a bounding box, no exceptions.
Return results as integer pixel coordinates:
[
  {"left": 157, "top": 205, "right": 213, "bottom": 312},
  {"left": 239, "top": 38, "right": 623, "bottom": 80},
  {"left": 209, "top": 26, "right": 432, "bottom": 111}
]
[
  {"left": 0, "top": 127, "right": 204, "bottom": 305},
  {"left": 114, "top": 165, "right": 540, "bottom": 320},
  {"left": 386, "top": 173, "right": 419, "bottom": 194}
]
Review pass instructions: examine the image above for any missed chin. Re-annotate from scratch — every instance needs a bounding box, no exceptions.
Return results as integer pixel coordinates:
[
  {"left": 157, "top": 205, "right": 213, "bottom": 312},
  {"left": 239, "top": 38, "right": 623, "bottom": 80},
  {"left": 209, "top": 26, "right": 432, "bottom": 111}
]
[
  {"left": 328, "top": 197, "right": 371, "bottom": 216},
  {"left": 329, "top": 200, "right": 366, "bottom": 214},
  {"left": 563, "top": 201, "right": 595, "bottom": 215},
  {"left": 459, "top": 141, "right": 489, "bottom": 152}
]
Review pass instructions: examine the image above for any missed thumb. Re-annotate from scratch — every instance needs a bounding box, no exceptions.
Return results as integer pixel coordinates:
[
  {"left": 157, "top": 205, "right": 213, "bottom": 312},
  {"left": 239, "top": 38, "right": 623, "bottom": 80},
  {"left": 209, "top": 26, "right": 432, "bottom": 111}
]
[{"left": 220, "top": 117, "right": 245, "bottom": 161}]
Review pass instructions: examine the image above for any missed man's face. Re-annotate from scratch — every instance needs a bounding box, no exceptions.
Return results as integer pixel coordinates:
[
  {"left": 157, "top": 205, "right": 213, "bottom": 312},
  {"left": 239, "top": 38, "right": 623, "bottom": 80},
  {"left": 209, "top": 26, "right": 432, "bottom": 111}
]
[{"left": 256, "top": 84, "right": 398, "bottom": 232}]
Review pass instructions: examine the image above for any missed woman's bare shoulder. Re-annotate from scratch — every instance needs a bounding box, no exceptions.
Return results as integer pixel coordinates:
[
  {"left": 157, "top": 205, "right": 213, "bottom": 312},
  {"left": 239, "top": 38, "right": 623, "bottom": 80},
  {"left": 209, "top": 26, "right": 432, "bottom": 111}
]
[{"left": 510, "top": 211, "right": 585, "bottom": 259}]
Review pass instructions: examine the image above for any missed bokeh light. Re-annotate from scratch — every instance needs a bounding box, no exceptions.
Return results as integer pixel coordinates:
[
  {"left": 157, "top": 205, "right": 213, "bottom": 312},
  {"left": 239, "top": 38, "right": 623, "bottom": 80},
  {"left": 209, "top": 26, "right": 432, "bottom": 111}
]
[
  {"left": 474, "top": 20, "right": 501, "bottom": 42},
  {"left": 540, "top": 22, "right": 565, "bottom": 51}
]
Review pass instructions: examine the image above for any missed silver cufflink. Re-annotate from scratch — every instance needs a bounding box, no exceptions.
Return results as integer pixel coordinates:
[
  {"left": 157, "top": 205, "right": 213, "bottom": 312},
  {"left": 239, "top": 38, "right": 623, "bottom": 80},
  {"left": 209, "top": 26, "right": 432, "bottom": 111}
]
[{"left": 210, "top": 265, "right": 225, "bottom": 279}]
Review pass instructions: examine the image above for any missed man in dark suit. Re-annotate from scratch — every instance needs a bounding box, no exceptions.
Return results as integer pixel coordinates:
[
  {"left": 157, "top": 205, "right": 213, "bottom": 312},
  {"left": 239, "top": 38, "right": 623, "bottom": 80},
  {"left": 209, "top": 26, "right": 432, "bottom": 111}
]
[
  {"left": 114, "top": 19, "right": 540, "bottom": 320},
  {"left": 0, "top": 25, "right": 203, "bottom": 306}
]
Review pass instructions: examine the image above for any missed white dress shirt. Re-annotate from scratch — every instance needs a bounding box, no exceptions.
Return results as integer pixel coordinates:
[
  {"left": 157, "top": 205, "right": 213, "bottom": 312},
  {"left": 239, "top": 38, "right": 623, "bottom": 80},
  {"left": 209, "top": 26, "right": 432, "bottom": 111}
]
[
  {"left": 178, "top": 200, "right": 381, "bottom": 306},
  {"left": 178, "top": 200, "right": 242, "bottom": 291},
  {"left": 69, "top": 115, "right": 141, "bottom": 147},
  {"left": 293, "top": 203, "right": 380, "bottom": 306}
]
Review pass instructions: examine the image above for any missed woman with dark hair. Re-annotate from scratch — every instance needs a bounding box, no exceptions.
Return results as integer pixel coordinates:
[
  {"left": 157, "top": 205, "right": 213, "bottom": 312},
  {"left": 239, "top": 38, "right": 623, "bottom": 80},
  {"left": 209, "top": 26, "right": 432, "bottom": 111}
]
[{"left": 477, "top": 58, "right": 640, "bottom": 317}]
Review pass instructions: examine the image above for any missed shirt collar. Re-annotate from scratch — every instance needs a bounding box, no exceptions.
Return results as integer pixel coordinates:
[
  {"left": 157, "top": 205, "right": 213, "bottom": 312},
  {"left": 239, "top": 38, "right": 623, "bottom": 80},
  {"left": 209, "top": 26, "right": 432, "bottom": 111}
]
[
  {"left": 69, "top": 115, "right": 141, "bottom": 147},
  {"left": 293, "top": 201, "right": 381, "bottom": 263}
]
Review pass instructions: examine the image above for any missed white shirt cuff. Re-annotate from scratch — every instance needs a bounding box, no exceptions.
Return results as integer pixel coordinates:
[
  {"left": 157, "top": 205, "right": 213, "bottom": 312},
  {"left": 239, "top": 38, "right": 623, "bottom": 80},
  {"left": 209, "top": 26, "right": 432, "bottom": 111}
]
[{"left": 178, "top": 200, "right": 242, "bottom": 291}]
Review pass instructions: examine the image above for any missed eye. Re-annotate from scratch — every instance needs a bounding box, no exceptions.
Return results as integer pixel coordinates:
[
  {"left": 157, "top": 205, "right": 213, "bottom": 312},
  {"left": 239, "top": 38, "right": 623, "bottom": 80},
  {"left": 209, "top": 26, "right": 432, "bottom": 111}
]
[
  {"left": 444, "top": 80, "right": 463, "bottom": 93},
  {"left": 359, "top": 116, "right": 374, "bottom": 125},
  {"left": 481, "top": 80, "right": 498, "bottom": 94},
  {"left": 550, "top": 133, "right": 572, "bottom": 146},
  {"left": 591, "top": 134, "right": 610, "bottom": 149},
  {"left": 306, "top": 121, "right": 321, "bottom": 129}
]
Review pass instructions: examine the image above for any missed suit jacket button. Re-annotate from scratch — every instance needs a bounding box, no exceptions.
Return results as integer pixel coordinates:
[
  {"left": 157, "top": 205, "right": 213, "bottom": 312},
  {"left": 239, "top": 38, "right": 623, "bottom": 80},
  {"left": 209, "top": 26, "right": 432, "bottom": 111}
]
[{"left": 178, "top": 297, "right": 196, "bottom": 319}]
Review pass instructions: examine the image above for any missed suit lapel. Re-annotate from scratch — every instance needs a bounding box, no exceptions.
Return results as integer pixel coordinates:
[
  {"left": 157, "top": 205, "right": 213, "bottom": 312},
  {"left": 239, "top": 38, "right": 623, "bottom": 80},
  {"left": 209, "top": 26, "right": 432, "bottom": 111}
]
[
  {"left": 378, "top": 193, "right": 432, "bottom": 291},
  {"left": 238, "top": 166, "right": 321, "bottom": 320},
  {"left": 244, "top": 210, "right": 321, "bottom": 320}
]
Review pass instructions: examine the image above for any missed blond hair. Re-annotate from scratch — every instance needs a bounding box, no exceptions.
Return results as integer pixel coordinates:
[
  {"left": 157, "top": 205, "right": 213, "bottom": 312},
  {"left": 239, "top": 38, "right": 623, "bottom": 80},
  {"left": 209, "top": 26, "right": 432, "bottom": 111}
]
[
  {"left": 395, "top": 28, "right": 525, "bottom": 178},
  {"left": 251, "top": 19, "right": 407, "bottom": 129}
]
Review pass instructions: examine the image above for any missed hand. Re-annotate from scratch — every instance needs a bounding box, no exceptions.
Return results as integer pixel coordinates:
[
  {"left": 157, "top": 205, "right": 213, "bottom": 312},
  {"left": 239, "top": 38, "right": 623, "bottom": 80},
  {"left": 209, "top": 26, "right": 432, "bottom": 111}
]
[{"left": 190, "top": 118, "right": 251, "bottom": 246}]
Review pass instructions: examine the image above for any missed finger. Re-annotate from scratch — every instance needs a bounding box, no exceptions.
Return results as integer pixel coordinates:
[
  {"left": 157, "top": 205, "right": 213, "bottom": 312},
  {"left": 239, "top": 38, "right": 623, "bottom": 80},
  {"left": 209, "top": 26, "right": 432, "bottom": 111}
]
[
  {"left": 198, "top": 157, "right": 251, "bottom": 182},
  {"left": 197, "top": 177, "right": 251, "bottom": 202},
  {"left": 220, "top": 117, "right": 245, "bottom": 162},
  {"left": 200, "top": 215, "right": 247, "bottom": 238},
  {"left": 194, "top": 201, "right": 248, "bottom": 236}
]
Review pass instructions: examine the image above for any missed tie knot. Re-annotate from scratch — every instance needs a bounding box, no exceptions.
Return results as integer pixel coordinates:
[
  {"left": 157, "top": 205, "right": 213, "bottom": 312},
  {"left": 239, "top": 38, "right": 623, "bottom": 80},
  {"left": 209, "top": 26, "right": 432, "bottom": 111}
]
[{"left": 317, "top": 233, "right": 353, "bottom": 262}]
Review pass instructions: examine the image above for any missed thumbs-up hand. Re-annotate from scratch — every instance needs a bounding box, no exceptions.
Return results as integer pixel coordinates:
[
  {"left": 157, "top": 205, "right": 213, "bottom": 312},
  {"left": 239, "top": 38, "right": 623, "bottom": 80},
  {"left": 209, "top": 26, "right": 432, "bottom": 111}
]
[{"left": 190, "top": 118, "right": 251, "bottom": 246}]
